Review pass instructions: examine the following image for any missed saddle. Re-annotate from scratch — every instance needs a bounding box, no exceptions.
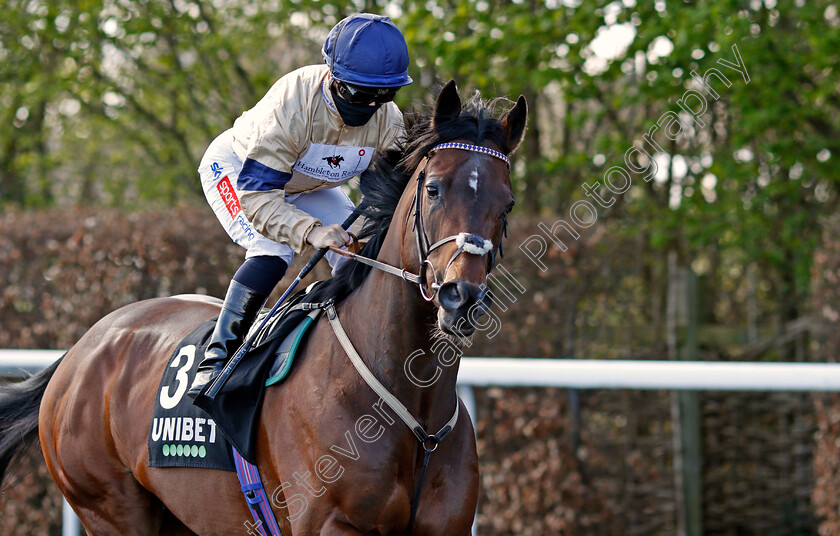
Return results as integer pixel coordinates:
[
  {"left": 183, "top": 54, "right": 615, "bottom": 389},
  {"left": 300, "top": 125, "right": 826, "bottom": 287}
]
[
  {"left": 149, "top": 283, "right": 327, "bottom": 470},
  {"left": 246, "top": 282, "right": 327, "bottom": 386}
]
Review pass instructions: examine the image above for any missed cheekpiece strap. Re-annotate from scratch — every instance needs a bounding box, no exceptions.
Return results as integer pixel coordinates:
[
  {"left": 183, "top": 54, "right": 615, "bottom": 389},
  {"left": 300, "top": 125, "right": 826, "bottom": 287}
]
[{"left": 428, "top": 142, "right": 511, "bottom": 169}]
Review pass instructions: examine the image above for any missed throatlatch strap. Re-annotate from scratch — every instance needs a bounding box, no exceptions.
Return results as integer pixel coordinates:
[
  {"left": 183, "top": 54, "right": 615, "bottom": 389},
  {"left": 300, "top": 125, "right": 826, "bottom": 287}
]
[{"left": 233, "top": 447, "right": 283, "bottom": 536}]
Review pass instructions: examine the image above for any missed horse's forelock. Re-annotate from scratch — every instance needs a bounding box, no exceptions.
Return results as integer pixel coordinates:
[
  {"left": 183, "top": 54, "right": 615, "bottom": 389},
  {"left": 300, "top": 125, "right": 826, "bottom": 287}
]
[{"left": 399, "top": 93, "right": 512, "bottom": 175}]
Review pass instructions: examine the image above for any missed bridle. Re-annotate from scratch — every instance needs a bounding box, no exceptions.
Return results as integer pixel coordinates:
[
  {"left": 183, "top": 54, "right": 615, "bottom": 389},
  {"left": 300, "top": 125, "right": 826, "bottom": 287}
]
[
  {"left": 329, "top": 141, "right": 511, "bottom": 301},
  {"left": 412, "top": 142, "right": 511, "bottom": 300}
]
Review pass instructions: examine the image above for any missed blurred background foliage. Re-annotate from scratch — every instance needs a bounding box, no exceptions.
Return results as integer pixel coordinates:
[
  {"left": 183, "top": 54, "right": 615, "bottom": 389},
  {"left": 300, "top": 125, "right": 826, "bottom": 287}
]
[
  {"left": 3, "top": 1, "right": 840, "bottom": 533},
  {"left": 2, "top": 0, "right": 838, "bottom": 329}
]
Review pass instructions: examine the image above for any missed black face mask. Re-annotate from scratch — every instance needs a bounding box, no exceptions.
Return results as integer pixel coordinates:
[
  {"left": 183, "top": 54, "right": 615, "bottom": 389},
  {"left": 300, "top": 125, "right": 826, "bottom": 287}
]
[{"left": 332, "top": 86, "right": 383, "bottom": 127}]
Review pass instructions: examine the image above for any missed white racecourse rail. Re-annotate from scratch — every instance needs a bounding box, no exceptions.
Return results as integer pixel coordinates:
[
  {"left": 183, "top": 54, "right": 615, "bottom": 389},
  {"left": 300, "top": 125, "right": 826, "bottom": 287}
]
[
  {"left": 5, "top": 349, "right": 840, "bottom": 536},
  {"left": 5, "top": 350, "right": 840, "bottom": 391}
]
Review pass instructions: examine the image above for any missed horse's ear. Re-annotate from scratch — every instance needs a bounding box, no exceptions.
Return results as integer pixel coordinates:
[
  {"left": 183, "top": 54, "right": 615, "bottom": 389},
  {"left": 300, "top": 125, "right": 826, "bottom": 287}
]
[
  {"left": 503, "top": 95, "right": 528, "bottom": 153},
  {"left": 432, "top": 80, "right": 462, "bottom": 129}
]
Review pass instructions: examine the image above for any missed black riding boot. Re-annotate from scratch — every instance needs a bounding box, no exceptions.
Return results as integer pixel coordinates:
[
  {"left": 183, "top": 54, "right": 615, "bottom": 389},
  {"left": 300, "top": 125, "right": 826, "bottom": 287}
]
[{"left": 187, "top": 280, "right": 266, "bottom": 399}]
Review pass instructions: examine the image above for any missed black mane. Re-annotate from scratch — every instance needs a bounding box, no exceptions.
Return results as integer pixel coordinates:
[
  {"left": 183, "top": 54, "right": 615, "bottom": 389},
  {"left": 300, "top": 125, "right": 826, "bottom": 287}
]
[{"left": 304, "top": 92, "right": 513, "bottom": 305}]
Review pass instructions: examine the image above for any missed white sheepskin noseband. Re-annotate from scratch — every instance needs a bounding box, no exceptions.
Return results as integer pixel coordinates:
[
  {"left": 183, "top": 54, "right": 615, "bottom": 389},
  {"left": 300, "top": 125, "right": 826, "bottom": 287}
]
[{"left": 456, "top": 233, "right": 493, "bottom": 255}]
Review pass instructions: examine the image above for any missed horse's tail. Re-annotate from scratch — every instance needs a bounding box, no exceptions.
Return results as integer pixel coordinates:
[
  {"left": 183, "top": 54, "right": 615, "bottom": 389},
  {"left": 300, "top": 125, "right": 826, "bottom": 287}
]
[{"left": 0, "top": 355, "right": 63, "bottom": 488}]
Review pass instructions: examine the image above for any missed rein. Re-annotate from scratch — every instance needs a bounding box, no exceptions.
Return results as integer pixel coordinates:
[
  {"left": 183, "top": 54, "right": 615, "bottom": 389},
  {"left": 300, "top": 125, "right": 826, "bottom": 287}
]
[
  {"left": 326, "top": 141, "right": 510, "bottom": 535},
  {"left": 326, "top": 231, "right": 482, "bottom": 288}
]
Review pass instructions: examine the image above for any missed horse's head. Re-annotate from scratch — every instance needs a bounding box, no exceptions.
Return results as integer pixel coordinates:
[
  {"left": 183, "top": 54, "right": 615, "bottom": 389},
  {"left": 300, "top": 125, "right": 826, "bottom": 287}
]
[{"left": 405, "top": 81, "right": 527, "bottom": 337}]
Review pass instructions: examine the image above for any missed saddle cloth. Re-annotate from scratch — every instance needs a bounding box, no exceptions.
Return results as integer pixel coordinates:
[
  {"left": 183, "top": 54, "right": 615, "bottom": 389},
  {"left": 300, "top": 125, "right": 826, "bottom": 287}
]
[
  {"left": 149, "top": 291, "right": 320, "bottom": 468},
  {"left": 148, "top": 318, "right": 236, "bottom": 471}
]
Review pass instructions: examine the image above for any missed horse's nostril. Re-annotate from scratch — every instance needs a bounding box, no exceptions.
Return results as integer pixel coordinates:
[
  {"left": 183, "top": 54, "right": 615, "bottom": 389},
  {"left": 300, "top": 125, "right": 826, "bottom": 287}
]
[
  {"left": 438, "top": 281, "right": 485, "bottom": 312},
  {"left": 438, "top": 282, "right": 464, "bottom": 310}
]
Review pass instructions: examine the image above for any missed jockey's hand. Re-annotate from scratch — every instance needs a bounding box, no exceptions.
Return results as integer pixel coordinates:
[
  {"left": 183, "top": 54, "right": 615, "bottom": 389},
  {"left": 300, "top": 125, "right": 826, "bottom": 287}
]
[{"left": 306, "top": 224, "right": 351, "bottom": 249}]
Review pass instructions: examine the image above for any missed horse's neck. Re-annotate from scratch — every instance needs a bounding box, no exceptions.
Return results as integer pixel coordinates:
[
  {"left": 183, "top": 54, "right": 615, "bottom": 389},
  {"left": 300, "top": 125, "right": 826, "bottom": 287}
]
[
  {"left": 340, "top": 270, "right": 459, "bottom": 429},
  {"left": 337, "top": 212, "right": 460, "bottom": 431}
]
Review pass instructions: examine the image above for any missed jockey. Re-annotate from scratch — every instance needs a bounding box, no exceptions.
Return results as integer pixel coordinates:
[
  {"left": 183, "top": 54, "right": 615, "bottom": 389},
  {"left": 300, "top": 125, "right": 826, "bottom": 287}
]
[{"left": 188, "top": 13, "right": 412, "bottom": 398}]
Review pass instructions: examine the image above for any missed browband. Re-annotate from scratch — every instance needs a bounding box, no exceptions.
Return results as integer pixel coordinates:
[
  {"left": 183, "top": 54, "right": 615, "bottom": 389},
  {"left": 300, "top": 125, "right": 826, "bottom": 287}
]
[{"left": 428, "top": 142, "right": 511, "bottom": 169}]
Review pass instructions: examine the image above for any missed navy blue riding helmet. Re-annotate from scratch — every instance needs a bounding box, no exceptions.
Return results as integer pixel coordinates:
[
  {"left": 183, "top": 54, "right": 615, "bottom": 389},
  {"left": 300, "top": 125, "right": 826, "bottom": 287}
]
[{"left": 322, "top": 13, "right": 413, "bottom": 89}]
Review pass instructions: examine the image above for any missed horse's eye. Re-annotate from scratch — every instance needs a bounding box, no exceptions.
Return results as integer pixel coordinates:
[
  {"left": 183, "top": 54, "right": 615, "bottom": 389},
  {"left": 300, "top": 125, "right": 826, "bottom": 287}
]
[{"left": 426, "top": 184, "right": 440, "bottom": 199}]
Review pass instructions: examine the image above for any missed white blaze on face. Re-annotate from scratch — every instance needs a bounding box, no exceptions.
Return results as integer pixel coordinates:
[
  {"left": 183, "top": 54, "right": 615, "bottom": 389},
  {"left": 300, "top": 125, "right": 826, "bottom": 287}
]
[{"left": 469, "top": 168, "right": 479, "bottom": 194}]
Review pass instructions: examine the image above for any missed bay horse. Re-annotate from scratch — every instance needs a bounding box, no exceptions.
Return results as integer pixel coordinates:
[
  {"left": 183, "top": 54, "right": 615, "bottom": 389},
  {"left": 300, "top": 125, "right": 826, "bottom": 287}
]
[{"left": 0, "top": 81, "right": 526, "bottom": 535}]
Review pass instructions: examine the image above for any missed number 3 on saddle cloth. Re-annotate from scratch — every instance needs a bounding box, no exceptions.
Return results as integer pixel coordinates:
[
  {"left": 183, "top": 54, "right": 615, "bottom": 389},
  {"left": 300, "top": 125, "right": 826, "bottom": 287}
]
[{"left": 148, "top": 292, "right": 320, "bottom": 535}]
